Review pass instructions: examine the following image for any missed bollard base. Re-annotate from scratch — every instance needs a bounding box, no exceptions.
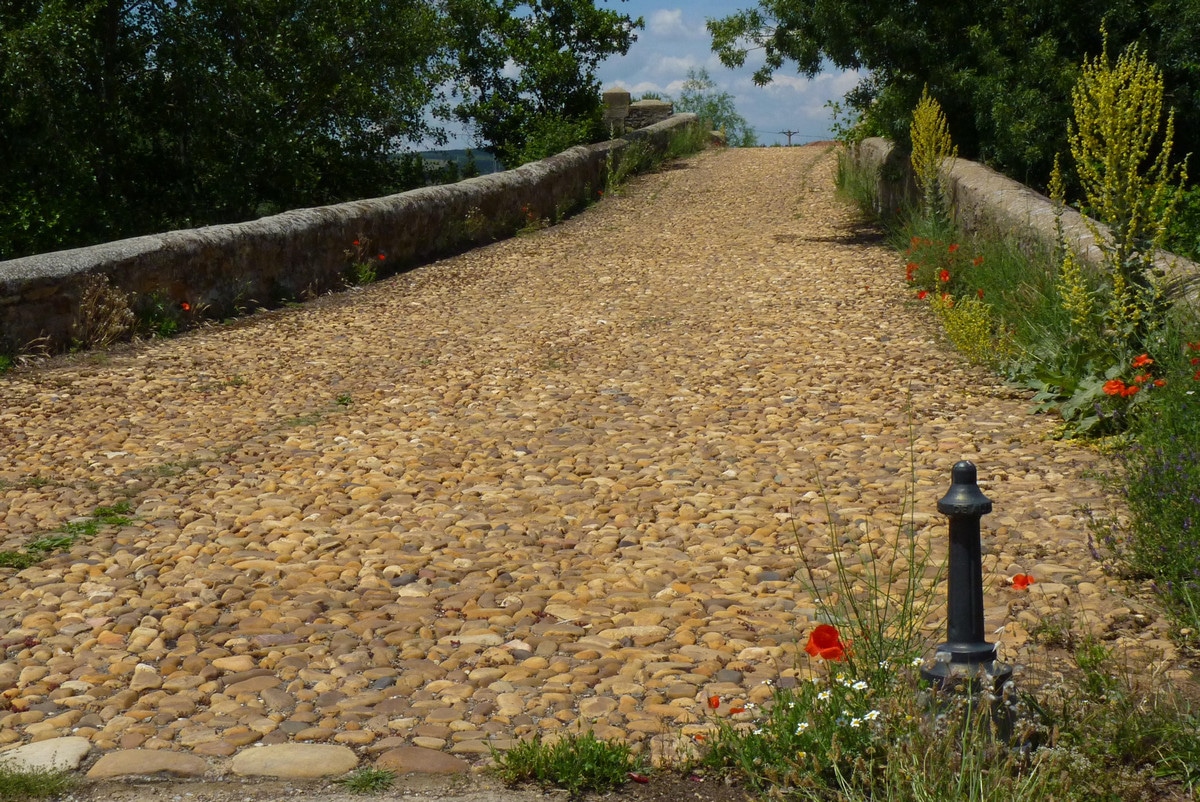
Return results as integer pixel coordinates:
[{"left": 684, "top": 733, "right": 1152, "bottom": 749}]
[{"left": 920, "top": 658, "right": 1016, "bottom": 741}]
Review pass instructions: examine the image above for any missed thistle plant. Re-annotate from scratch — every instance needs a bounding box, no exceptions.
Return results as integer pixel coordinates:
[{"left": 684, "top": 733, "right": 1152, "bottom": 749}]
[{"left": 910, "top": 87, "right": 957, "bottom": 221}]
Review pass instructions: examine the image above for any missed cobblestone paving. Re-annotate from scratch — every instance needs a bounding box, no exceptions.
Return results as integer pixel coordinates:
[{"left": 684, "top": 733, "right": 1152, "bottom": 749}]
[{"left": 0, "top": 146, "right": 1175, "bottom": 776}]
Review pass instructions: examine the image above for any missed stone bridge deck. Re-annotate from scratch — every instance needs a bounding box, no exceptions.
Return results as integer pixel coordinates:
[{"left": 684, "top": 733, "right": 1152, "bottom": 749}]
[{"left": 0, "top": 146, "right": 1164, "bottom": 776}]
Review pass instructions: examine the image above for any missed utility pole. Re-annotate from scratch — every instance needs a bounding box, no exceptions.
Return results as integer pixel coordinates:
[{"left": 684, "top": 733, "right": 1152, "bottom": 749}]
[{"left": 780, "top": 130, "right": 800, "bottom": 146}]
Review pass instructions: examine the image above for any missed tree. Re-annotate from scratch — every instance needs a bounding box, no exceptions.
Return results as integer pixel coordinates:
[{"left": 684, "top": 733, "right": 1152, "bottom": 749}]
[
  {"left": 0, "top": 0, "right": 449, "bottom": 259},
  {"left": 673, "top": 68, "right": 757, "bottom": 147},
  {"left": 707, "top": 1, "right": 1200, "bottom": 187},
  {"left": 444, "top": 0, "right": 642, "bottom": 167}
]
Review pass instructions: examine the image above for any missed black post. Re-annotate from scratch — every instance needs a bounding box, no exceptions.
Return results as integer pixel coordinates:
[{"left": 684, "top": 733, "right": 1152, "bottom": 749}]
[{"left": 921, "top": 461, "right": 1012, "bottom": 693}]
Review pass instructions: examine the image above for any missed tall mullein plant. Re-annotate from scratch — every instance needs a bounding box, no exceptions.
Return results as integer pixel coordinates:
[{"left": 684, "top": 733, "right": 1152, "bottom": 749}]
[
  {"left": 1065, "top": 33, "right": 1188, "bottom": 358},
  {"left": 909, "top": 87, "right": 957, "bottom": 222}
]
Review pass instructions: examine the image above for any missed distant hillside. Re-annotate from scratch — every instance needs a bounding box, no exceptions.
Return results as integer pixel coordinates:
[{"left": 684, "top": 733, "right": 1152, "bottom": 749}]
[{"left": 420, "top": 149, "right": 503, "bottom": 176}]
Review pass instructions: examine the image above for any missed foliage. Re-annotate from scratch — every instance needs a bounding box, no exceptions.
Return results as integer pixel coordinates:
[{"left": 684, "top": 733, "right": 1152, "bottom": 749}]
[
  {"left": 345, "top": 237, "right": 385, "bottom": 287},
  {"left": 707, "top": 0, "right": 1200, "bottom": 187},
  {"left": 334, "top": 768, "right": 396, "bottom": 794},
  {"left": 0, "top": 765, "right": 77, "bottom": 801},
  {"left": 0, "top": 501, "right": 132, "bottom": 570},
  {"left": 0, "top": 0, "right": 448, "bottom": 261},
  {"left": 492, "top": 731, "right": 643, "bottom": 798},
  {"left": 1023, "top": 38, "right": 1190, "bottom": 436},
  {"left": 908, "top": 87, "right": 956, "bottom": 220},
  {"left": 1064, "top": 36, "right": 1187, "bottom": 356},
  {"left": 444, "top": 0, "right": 642, "bottom": 168},
  {"left": 671, "top": 68, "right": 757, "bottom": 147},
  {"left": 1099, "top": 362, "right": 1200, "bottom": 637},
  {"left": 699, "top": 476, "right": 1200, "bottom": 800},
  {"left": 72, "top": 273, "right": 135, "bottom": 349}
]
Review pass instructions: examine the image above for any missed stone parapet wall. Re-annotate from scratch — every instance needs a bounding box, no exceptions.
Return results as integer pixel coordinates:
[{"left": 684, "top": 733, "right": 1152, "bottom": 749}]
[
  {"left": 0, "top": 114, "right": 699, "bottom": 354},
  {"left": 626, "top": 100, "right": 674, "bottom": 131},
  {"left": 850, "top": 137, "right": 1199, "bottom": 304}
]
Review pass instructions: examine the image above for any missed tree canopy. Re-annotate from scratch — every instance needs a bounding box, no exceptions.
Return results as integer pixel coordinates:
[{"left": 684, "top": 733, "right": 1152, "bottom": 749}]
[
  {"left": 708, "top": 0, "right": 1200, "bottom": 187},
  {"left": 0, "top": 0, "right": 641, "bottom": 260},
  {"left": 673, "top": 68, "right": 757, "bottom": 147},
  {"left": 444, "top": 0, "right": 642, "bottom": 168}
]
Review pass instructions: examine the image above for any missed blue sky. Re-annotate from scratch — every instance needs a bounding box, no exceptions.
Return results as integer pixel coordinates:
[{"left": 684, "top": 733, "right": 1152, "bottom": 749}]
[{"left": 595, "top": 0, "right": 859, "bottom": 146}]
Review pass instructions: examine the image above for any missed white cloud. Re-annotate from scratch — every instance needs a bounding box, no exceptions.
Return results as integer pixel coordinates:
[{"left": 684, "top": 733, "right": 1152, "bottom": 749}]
[{"left": 646, "top": 8, "right": 706, "bottom": 39}]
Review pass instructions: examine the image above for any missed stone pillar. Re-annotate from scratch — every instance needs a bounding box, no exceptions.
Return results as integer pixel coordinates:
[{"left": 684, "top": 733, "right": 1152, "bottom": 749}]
[{"left": 603, "top": 89, "right": 631, "bottom": 136}]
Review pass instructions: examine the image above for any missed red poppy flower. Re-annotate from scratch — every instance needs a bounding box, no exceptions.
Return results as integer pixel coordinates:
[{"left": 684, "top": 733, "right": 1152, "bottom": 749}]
[
  {"left": 1154, "top": 379, "right": 1167, "bottom": 387},
  {"left": 707, "top": 695, "right": 720, "bottom": 709},
  {"left": 1190, "top": 342, "right": 1200, "bottom": 351},
  {"left": 917, "top": 290, "right": 928, "bottom": 300},
  {"left": 905, "top": 262, "right": 918, "bottom": 281},
  {"left": 804, "top": 624, "right": 847, "bottom": 661},
  {"left": 352, "top": 239, "right": 361, "bottom": 247},
  {"left": 1011, "top": 574, "right": 1035, "bottom": 590},
  {"left": 948, "top": 243, "right": 959, "bottom": 253},
  {"left": 1133, "top": 373, "right": 1152, "bottom": 384},
  {"left": 377, "top": 253, "right": 386, "bottom": 261},
  {"left": 939, "top": 269, "right": 950, "bottom": 282},
  {"left": 1194, "top": 370, "right": 1200, "bottom": 381},
  {"left": 1191, "top": 357, "right": 1200, "bottom": 366},
  {"left": 729, "top": 706, "right": 746, "bottom": 714},
  {"left": 1132, "top": 354, "right": 1154, "bottom": 368},
  {"left": 972, "top": 256, "right": 984, "bottom": 266},
  {"left": 977, "top": 289, "right": 984, "bottom": 299},
  {"left": 1103, "top": 379, "right": 1126, "bottom": 396},
  {"left": 180, "top": 302, "right": 191, "bottom": 311},
  {"left": 1122, "top": 385, "right": 1140, "bottom": 397}
]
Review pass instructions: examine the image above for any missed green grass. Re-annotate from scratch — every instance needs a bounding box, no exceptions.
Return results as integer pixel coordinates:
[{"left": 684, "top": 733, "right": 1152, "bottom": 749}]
[
  {"left": 492, "top": 731, "right": 643, "bottom": 799},
  {"left": 0, "top": 500, "right": 133, "bottom": 570},
  {"left": 334, "top": 767, "right": 395, "bottom": 794},
  {"left": 0, "top": 765, "right": 77, "bottom": 800}
]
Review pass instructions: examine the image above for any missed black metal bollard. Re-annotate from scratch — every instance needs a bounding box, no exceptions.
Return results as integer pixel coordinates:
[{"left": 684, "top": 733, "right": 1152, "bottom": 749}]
[{"left": 921, "top": 461, "right": 1013, "bottom": 695}]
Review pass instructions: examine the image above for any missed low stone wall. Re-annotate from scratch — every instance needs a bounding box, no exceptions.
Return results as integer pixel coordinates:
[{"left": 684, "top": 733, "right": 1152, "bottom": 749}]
[
  {"left": 0, "top": 114, "right": 700, "bottom": 354},
  {"left": 850, "top": 137, "right": 1199, "bottom": 304}
]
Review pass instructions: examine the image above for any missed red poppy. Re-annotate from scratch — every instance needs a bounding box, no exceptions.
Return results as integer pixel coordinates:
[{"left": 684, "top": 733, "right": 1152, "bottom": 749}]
[
  {"left": 180, "top": 302, "right": 191, "bottom": 311},
  {"left": 977, "top": 289, "right": 984, "bottom": 299},
  {"left": 905, "top": 262, "right": 918, "bottom": 281},
  {"left": 948, "top": 243, "right": 959, "bottom": 253},
  {"left": 1011, "top": 574, "right": 1035, "bottom": 591},
  {"left": 1122, "top": 385, "right": 1140, "bottom": 397},
  {"left": 917, "top": 290, "right": 928, "bottom": 300},
  {"left": 939, "top": 269, "right": 950, "bottom": 282},
  {"left": 1103, "top": 379, "right": 1126, "bottom": 396},
  {"left": 352, "top": 239, "right": 361, "bottom": 247},
  {"left": 972, "top": 256, "right": 984, "bottom": 266},
  {"left": 707, "top": 695, "right": 720, "bottom": 709},
  {"left": 1191, "top": 357, "right": 1200, "bottom": 366},
  {"left": 1154, "top": 379, "right": 1167, "bottom": 387},
  {"left": 1194, "top": 370, "right": 1200, "bottom": 381},
  {"left": 377, "top": 253, "right": 386, "bottom": 261},
  {"left": 1131, "top": 354, "right": 1154, "bottom": 368},
  {"left": 1190, "top": 342, "right": 1200, "bottom": 351},
  {"left": 804, "top": 624, "right": 847, "bottom": 661},
  {"left": 729, "top": 706, "right": 746, "bottom": 714}
]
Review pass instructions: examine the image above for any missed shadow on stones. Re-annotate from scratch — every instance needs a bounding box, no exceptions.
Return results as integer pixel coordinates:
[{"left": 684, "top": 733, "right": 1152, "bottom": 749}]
[{"left": 776, "top": 220, "right": 886, "bottom": 247}]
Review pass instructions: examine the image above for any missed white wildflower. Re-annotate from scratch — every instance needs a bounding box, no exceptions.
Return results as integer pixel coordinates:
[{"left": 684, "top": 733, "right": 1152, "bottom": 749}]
[
  {"left": 863, "top": 709, "right": 881, "bottom": 721},
  {"left": 795, "top": 721, "right": 810, "bottom": 734},
  {"left": 817, "top": 690, "right": 831, "bottom": 702},
  {"left": 851, "top": 680, "right": 868, "bottom": 691},
  {"left": 849, "top": 717, "right": 862, "bottom": 728}
]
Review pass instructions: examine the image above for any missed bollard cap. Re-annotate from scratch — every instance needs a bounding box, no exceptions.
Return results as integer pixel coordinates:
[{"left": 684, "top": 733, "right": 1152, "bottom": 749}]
[{"left": 937, "top": 461, "right": 993, "bottom": 517}]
